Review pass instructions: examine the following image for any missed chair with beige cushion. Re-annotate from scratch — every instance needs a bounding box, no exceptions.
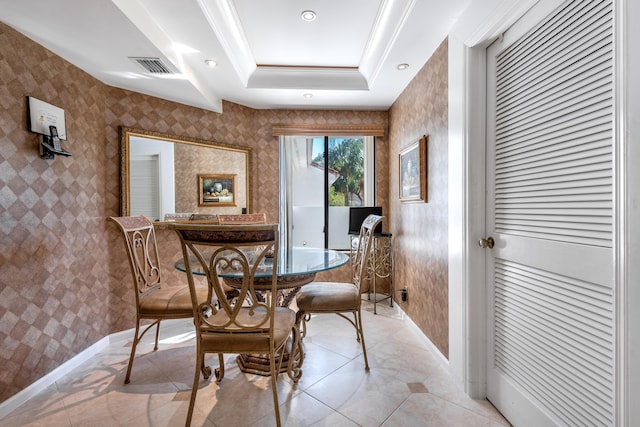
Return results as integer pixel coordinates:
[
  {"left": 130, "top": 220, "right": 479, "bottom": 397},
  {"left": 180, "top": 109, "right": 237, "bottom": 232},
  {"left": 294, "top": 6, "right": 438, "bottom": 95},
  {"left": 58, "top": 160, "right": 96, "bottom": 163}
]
[
  {"left": 171, "top": 223, "right": 294, "bottom": 427},
  {"left": 109, "top": 215, "right": 211, "bottom": 384},
  {"left": 295, "top": 214, "right": 383, "bottom": 371}
]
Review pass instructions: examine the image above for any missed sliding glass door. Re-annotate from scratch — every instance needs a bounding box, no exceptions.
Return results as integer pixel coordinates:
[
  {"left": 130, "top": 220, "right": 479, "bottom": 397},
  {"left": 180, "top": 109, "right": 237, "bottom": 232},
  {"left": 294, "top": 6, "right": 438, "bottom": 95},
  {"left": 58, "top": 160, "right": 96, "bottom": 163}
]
[{"left": 279, "top": 135, "right": 375, "bottom": 250}]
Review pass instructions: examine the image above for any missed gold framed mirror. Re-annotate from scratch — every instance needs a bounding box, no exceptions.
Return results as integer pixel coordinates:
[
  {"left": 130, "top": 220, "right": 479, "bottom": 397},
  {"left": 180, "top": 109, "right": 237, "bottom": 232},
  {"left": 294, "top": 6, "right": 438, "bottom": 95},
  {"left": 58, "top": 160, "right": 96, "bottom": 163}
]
[{"left": 119, "top": 127, "right": 251, "bottom": 222}]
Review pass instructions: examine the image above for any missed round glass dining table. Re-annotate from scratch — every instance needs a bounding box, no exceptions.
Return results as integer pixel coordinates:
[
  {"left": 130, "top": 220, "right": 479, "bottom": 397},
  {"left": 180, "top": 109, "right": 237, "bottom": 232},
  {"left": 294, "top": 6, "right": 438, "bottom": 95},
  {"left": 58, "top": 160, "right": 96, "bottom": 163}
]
[{"left": 174, "top": 245, "right": 349, "bottom": 290}]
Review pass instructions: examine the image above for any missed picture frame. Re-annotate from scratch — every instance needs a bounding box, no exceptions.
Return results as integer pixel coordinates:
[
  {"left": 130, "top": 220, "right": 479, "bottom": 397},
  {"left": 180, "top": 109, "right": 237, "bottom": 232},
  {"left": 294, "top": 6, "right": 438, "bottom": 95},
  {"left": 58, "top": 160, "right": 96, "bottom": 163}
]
[
  {"left": 399, "top": 135, "right": 428, "bottom": 203},
  {"left": 198, "top": 174, "right": 236, "bottom": 207}
]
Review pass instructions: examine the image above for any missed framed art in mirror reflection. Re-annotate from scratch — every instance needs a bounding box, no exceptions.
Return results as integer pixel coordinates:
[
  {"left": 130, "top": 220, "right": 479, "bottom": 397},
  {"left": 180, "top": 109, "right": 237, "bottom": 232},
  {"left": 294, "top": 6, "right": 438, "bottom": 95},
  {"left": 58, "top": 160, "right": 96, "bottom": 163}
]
[{"left": 199, "top": 174, "right": 236, "bottom": 207}]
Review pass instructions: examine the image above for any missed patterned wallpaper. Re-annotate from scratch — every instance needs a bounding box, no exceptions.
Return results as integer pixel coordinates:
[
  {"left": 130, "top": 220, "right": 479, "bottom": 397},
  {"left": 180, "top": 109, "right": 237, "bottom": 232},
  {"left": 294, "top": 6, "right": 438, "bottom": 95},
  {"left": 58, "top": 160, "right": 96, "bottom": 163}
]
[
  {"left": 0, "top": 22, "right": 392, "bottom": 403},
  {"left": 0, "top": 23, "right": 113, "bottom": 402},
  {"left": 388, "top": 39, "right": 449, "bottom": 356}
]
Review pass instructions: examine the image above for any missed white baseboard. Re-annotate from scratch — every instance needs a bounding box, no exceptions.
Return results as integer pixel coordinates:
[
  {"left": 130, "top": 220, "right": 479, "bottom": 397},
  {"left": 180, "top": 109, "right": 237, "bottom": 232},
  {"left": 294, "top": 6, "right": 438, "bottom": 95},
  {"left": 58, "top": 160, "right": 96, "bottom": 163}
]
[
  {"left": 394, "top": 304, "right": 450, "bottom": 372},
  {"left": 0, "top": 336, "right": 110, "bottom": 419},
  {"left": 0, "top": 319, "right": 192, "bottom": 420}
]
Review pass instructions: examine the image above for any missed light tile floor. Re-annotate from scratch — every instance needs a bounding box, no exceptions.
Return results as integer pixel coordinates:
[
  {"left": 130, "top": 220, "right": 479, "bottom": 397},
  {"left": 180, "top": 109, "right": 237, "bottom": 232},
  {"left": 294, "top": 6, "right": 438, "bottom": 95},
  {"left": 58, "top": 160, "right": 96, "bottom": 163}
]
[{"left": 1, "top": 298, "right": 510, "bottom": 426}]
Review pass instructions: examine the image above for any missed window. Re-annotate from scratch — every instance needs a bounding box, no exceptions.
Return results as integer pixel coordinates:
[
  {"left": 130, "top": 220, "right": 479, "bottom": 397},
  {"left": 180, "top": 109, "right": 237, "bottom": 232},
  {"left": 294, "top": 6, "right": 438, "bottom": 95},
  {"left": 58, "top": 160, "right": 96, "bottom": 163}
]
[{"left": 279, "top": 135, "right": 376, "bottom": 250}]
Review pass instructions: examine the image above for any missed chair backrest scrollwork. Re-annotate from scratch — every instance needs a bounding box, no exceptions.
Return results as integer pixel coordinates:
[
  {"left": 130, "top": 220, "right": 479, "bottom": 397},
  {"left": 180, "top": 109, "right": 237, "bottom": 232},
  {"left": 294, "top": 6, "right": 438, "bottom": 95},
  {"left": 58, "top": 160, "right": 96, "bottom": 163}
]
[
  {"left": 171, "top": 223, "right": 280, "bottom": 333},
  {"left": 109, "top": 216, "right": 162, "bottom": 302},
  {"left": 352, "top": 214, "right": 384, "bottom": 290}
]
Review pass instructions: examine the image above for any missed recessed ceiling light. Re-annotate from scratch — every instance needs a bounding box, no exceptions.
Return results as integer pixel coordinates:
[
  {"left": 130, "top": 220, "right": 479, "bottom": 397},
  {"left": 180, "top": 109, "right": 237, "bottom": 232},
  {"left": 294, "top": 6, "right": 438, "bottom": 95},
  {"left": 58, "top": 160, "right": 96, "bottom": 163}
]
[
  {"left": 204, "top": 59, "right": 218, "bottom": 68},
  {"left": 301, "top": 10, "right": 316, "bottom": 21},
  {"left": 303, "top": 93, "right": 314, "bottom": 99},
  {"left": 397, "top": 63, "right": 409, "bottom": 70}
]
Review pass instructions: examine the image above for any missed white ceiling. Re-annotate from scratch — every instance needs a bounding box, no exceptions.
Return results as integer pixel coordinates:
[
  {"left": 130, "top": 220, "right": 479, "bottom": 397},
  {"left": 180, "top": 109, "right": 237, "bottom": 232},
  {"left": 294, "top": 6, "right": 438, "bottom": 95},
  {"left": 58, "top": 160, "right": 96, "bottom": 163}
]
[{"left": 0, "top": 0, "right": 471, "bottom": 112}]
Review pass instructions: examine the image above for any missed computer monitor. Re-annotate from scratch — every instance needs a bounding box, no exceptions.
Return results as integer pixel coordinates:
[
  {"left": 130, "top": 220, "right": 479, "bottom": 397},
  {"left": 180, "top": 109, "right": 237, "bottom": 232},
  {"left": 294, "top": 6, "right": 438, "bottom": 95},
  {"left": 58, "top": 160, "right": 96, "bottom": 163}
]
[{"left": 348, "top": 206, "right": 382, "bottom": 235}]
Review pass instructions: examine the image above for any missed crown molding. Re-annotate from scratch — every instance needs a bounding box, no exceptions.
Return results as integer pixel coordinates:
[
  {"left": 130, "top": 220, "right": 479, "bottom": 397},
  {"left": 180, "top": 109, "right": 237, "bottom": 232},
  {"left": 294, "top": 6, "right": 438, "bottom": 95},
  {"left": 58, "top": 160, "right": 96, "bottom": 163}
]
[
  {"left": 359, "top": 0, "right": 417, "bottom": 86},
  {"left": 198, "top": 0, "right": 414, "bottom": 92}
]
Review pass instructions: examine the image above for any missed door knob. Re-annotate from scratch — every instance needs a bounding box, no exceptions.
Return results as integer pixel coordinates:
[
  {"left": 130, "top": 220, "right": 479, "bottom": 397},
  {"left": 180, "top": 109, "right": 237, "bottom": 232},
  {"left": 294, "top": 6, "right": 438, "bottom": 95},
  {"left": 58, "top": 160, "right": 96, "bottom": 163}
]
[{"left": 478, "top": 237, "right": 495, "bottom": 249}]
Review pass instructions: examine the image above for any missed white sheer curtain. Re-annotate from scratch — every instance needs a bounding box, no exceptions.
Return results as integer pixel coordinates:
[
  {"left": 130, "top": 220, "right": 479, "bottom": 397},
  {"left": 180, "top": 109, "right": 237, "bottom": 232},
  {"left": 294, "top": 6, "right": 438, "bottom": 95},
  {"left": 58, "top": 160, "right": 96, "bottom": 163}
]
[
  {"left": 278, "top": 136, "right": 293, "bottom": 249},
  {"left": 279, "top": 135, "right": 325, "bottom": 248}
]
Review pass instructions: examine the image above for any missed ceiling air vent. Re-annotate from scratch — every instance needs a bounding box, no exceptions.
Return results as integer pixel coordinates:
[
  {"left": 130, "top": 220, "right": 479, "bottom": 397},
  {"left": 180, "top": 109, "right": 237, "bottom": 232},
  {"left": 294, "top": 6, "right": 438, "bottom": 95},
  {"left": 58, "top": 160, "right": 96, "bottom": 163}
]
[{"left": 129, "top": 57, "right": 173, "bottom": 74}]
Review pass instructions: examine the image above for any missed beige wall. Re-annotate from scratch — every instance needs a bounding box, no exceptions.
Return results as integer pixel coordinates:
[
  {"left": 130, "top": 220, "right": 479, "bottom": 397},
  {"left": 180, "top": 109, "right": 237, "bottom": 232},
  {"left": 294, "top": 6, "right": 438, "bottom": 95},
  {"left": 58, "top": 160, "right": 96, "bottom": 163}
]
[{"left": 388, "top": 40, "right": 449, "bottom": 356}]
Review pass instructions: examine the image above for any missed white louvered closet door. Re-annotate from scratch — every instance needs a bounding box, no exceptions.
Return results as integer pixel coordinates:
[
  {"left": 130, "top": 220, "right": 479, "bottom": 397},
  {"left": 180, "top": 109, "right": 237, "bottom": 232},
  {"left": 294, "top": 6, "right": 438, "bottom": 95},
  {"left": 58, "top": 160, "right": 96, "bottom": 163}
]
[{"left": 485, "top": 0, "right": 614, "bottom": 425}]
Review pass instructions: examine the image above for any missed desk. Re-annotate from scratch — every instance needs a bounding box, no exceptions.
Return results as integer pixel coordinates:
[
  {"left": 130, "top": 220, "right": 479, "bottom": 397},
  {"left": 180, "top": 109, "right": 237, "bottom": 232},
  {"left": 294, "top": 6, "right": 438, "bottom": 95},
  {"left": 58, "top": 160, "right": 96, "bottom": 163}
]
[{"left": 175, "top": 246, "right": 349, "bottom": 378}]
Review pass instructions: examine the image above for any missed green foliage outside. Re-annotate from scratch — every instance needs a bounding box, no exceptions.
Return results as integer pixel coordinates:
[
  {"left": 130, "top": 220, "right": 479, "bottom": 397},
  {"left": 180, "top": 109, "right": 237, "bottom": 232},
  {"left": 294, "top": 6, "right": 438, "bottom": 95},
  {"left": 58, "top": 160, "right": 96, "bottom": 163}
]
[
  {"left": 328, "top": 186, "right": 344, "bottom": 206},
  {"left": 313, "top": 138, "right": 364, "bottom": 206}
]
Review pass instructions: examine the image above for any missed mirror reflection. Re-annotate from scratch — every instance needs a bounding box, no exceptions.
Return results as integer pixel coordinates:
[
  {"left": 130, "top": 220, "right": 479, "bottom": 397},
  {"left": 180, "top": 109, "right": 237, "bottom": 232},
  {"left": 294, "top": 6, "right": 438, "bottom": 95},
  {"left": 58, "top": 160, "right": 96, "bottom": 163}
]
[{"left": 120, "top": 127, "right": 251, "bottom": 222}]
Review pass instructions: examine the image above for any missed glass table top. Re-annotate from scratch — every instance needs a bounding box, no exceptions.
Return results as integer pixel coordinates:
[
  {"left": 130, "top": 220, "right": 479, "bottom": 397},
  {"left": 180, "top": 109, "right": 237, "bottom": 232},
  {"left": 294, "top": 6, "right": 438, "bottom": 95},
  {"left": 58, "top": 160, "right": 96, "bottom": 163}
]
[{"left": 174, "top": 246, "right": 349, "bottom": 278}]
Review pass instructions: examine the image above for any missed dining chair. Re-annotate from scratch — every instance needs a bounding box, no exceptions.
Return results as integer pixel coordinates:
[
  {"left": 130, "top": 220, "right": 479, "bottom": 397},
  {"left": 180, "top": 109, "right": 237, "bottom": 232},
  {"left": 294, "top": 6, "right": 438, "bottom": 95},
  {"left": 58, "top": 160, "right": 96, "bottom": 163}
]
[
  {"left": 108, "top": 216, "right": 212, "bottom": 384},
  {"left": 295, "top": 214, "right": 384, "bottom": 371},
  {"left": 171, "top": 223, "right": 295, "bottom": 427},
  {"left": 218, "top": 212, "right": 267, "bottom": 224},
  {"left": 194, "top": 213, "right": 266, "bottom": 301},
  {"left": 188, "top": 213, "right": 219, "bottom": 223}
]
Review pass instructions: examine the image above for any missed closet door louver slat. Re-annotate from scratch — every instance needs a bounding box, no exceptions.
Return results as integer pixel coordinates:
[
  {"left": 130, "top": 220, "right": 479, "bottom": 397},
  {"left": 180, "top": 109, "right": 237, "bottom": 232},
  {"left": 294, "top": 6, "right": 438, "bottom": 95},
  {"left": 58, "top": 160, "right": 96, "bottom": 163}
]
[
  {"left": 494, "top": 259, "right": 614, "bottom": 426},
  {"left": 494, "top": 0, "right": 613, "bottom": 248}
]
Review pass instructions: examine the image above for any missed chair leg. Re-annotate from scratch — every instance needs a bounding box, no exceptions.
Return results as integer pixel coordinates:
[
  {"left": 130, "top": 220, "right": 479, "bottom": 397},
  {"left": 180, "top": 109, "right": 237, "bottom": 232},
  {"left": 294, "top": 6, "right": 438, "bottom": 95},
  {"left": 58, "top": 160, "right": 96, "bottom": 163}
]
[
  {"left": 124, "top": 320, "right": 141, "bottom": 384},
  {"left": 125, "top": 319, "right": 160, "bottom": 384},
  {"left": 214, "top": 354, "right": 224, "bottom": 381},
  {"left": 153, "top": 319, "right": 161, "bottom": 351},
  {"left": 298, "top": 312, "right": 310, "bottom": 338},
  {"left": 355, "top": 308, "right": 369, "bottom": 370},
  {"left": 186, "top": 350, "right": 203, "bottom": 427},
  {"left": 269, "top": 351, "right": 283, "bottom": 427},
  {"left": 352, "top": 312, "right": 361, "bottom": 342},
  {"left": 287, "top": 324, "right": 304, "bottom": 382},
  {"left": 201, "top": 356, "right": 212, "bottom": 380}
]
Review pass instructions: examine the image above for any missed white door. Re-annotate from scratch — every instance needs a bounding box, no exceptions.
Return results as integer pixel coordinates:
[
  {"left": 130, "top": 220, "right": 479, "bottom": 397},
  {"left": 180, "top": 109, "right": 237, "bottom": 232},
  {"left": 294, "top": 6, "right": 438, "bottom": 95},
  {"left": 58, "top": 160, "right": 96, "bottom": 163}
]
[{"left": 485, "top": 0, "right": 615, "bottom": 425}]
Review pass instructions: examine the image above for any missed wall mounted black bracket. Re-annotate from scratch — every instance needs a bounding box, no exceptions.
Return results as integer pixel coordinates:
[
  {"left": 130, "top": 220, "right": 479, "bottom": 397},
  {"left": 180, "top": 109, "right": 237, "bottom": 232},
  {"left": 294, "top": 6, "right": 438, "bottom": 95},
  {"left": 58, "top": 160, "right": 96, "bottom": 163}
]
[
  {"left": 39, "top": 137, "right": 55, "bottom": 159},
  {"left": 40, "top": 126, "right": 71, "bottom": 159}
]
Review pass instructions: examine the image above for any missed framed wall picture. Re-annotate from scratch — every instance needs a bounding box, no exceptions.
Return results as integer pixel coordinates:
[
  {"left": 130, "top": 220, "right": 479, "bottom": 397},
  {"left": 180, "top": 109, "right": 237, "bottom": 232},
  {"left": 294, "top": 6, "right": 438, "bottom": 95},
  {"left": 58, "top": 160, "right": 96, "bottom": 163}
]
[
  {"left": 399, "top": 135, "right": 428, "bottom": 203},
  {"left": 198, "top": 174, "right": 237, "bottom": 207}
]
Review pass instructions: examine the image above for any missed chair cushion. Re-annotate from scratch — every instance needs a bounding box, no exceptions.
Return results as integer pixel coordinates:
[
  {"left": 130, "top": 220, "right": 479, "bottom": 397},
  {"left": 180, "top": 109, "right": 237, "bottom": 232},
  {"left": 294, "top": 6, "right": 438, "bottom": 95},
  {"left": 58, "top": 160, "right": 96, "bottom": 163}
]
[
  {"left": 139, "top": 285, "right": 207, "bottom": 317},
  {"left": 296, "top": 282, "right": 359, "bottom": 312},
  {"left": 199, "top": 307, "right": 296, "bottom": 353}
]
